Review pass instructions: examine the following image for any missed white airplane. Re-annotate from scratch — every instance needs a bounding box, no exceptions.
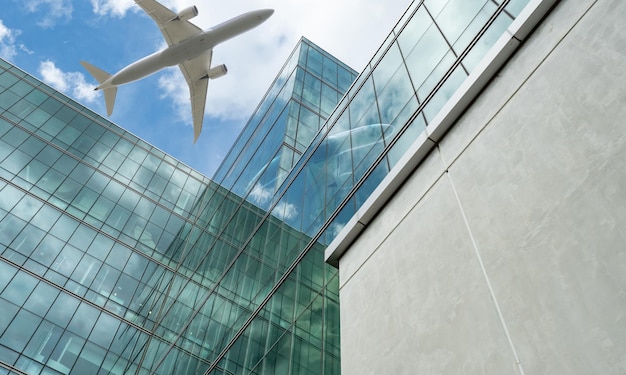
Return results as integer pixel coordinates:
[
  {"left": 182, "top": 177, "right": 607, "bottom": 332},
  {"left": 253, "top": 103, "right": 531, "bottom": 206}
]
[{"left": 81, "top": 0, "right": 273, "bottom": 143}]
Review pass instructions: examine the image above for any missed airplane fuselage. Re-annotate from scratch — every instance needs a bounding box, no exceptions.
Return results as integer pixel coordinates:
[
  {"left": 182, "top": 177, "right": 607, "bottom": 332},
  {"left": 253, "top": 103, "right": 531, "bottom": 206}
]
[
  {"left": 102, "top": 9, "right": 272, "bottom": 89},
  {"left": 81, "top": 1, "right": 273, "bottom": 142}
]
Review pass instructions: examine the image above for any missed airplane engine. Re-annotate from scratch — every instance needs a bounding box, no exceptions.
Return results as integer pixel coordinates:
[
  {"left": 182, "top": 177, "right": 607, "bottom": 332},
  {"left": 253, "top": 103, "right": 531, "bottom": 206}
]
[
  {"left": 207, "top": 64, "right": 228, "bottom": 79},
  {"left": 177, "top": 6, "right": 198, "bottom": 21}
]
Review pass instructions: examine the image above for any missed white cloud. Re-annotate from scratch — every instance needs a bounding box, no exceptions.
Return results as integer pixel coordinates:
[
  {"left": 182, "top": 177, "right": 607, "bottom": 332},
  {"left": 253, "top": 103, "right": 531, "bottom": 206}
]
[
  {"left": 87, "top": 0, "right": 412, "bottom": 125},
  {"left": 249, "top": 183, "right": 273, "bottom": 205},
  {"left": 157, "top": 67, "right": 192, "bottom": 124},
  {"left": 273, "top": 201, "right": 298, "bottom": 221},
  {"left": 19, "top": 44, "right": 34, "bottom": 55},
  {"left": 328, "top": 222, "right": 346, "bottom": 239},
  {"left": 90, "top": 0, "right": 137, "bottom": 18},
  {"left": 39, "top": 60, "right": 100, "bottom": 103},
  {"left": 0, "top": 20, "right": 20, "bottom": 61},
  {"left": 24, "top": 0, "right": 73, "bottom": 28}
]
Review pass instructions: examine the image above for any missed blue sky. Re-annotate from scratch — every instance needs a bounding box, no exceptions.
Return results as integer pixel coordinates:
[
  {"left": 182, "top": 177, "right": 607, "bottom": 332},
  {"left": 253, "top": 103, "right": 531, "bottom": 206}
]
[{"left": 0, "top": 0, "right": 411, "bottom": 178}]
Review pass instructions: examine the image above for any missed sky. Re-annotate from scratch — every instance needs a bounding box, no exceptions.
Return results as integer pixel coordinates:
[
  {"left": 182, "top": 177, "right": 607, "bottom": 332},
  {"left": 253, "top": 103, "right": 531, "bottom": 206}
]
[{"left": 0, "top": 0, "right": 412, "bottom": 178}]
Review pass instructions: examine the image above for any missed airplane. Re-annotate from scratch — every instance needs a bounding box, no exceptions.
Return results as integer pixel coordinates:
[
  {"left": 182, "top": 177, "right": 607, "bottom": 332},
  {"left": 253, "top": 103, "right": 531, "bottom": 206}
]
[{"left": 81, "top": 0, "right": 274, "bottom": 143}]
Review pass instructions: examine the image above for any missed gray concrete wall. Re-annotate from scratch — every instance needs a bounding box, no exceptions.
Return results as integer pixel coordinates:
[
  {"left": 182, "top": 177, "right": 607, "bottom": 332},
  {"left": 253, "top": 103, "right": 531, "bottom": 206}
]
[{"left": 338, "top": 0, "right": 626, "bottom": 373}]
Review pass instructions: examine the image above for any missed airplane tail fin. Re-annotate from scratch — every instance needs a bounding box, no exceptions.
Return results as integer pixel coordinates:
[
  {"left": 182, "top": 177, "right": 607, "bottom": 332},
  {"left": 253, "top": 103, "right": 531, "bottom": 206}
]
[{"left": 80, "top": 61, "right": 117, "bottom": 116}]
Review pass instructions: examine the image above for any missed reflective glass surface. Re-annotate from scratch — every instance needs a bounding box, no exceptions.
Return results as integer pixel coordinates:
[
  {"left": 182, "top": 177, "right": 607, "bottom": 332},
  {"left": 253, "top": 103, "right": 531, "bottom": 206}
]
[
  {"left": 188, "top": 39, "right": 355, "bottom": 374},
  {"left": 205, "top": 0, "right": 530, "bottom": 370},
  {"left": 0, "top": 59, "right": 220, "bottom": 374}
]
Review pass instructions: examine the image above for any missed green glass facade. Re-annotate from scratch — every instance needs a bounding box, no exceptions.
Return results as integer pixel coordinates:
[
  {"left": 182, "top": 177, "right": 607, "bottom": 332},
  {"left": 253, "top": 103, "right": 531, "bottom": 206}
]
[
  {"left": 0, "top": 0, "right": 536, "bottom": 373},
  {"left": 0, "top": 58, "right": 212, "bottom": 373}
]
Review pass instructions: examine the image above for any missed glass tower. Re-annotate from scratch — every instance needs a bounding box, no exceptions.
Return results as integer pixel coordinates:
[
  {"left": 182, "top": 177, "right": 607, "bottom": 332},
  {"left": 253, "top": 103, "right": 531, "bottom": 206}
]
[{"left": 204, "top": 38, "right": 356, "bottom": 374}]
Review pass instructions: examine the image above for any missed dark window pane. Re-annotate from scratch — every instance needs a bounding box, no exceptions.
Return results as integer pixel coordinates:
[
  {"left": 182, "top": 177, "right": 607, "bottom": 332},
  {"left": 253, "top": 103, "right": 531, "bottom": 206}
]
[
  {"left": 0, "top": 308, "right": 41, "bottom": 352},
  {"left": 2, "top": 271, "right": 38, "bottom": 305},
  {"left": 68, "top": 303, "right": 100, "bottom": 338},
  {"left": 24, "top": 281, "right": 60, "bottom": 316},
  {"left": 46, "top": 292, "right": 79, "bottom": 327}
]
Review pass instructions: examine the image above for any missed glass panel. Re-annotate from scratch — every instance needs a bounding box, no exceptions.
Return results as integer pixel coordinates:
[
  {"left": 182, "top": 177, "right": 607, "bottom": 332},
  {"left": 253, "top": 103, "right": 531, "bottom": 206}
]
[
  {"left": 404, "top": 25, "right": 451, "bottom": 98},
  {"left": 348, "top": 77, "right": 378, "bottom": 127},
  {"left": 417, "top": 50, "right": 456, "bottom": 101},
  {"left": 388, "top": 112, "right": 427, "bottom": 166},
  {"left": 506, "top": 0, "right": 531, "bottom": 17},
  {"left": 0, "top": 214, "right": 27, "bottom": 248},
  {"left": 19, "top": 159, "right": 47, "bottom": 185},
  {"left": 70, "top": 253, "right": 101, "bottom": 287},
  {"left": 0, "top": 308, "right": 41, "bottom": 352},
  {"left": 23, "top": 279, "right": 60, "bottom": 316},
  {"left": 433, "top": 0, "right": 489, "bottom": 43},
  {"left": 45, "top": 292, "right": 79, "bottom": 327},
  {"left": 51, "top": 244, "right": 82, "bottom": 277},
  {"left": 47, "top": 330, "right": 84, "bottom": 373},
  {"left": 2, "top": 271, "right": 38, "bottom": 305},
  {"left": 68, "top": 303, "right": 100, "bottom": 339},
  {"left": 396, "top": 7, "right": 431, "bottom": 56},
  {"left": 451, "top": 2, "right": 499, "bottom": 55},
  {"left": 377, "top": 65, "right": 417, "bottom": 128},
  {"left": 0, "top": 184, "right": 24, "bottom": 212},
  {"left": 23, "top": 320, "right": 63, "bottom": 367},
  {"left": 31, "top": 233, "right": 63, "bottom": 267},
  {"left": 462, "top": 12, "right": 513, "bottom": 72},
  {"left": 72, "top": 341, "right": 106, "bottom": 374},
  {"left": 0, "top": 261, "right": 17, "bottom": 293},
  {"left": 423, "top": 65, "right": 468, "bottom": 121}
]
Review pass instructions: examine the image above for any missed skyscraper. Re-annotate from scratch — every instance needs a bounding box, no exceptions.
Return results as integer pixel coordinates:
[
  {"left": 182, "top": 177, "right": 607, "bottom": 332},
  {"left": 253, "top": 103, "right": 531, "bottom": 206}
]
[{"left": 200, "top": 38, "right": 357, "bottom": 374}]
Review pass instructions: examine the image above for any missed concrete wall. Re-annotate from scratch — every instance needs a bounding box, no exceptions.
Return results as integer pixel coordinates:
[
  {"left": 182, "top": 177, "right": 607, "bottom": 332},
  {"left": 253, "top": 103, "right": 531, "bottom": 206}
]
[{"left": 337, "top": 0, "right": 626, "bottom": 373}]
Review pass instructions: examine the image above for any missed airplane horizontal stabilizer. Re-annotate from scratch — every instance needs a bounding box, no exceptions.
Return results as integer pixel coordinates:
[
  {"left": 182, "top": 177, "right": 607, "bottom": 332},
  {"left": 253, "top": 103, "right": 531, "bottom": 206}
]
[{"left": 80, "top": 61, "right": 111, "bottom": 84}]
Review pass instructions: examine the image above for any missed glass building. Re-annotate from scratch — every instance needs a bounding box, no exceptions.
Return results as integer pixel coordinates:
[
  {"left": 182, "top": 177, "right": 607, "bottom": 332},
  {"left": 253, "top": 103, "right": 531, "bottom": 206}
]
[
  {"left": 0, "top": 38, "right": 355, "bottom": 374},
  {"left": 197, "top": 38, "right": 357, "bottom": 374},
  {"left": 0, "top": 0, "right": 537, "bottom": 373}
]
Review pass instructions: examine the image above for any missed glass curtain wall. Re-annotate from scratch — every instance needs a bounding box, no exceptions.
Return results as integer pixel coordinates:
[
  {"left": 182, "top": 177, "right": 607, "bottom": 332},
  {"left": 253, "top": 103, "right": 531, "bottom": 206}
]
[
  {"left": 168, "top": 38, "right": 356, "bottom": 374},
  {"left": 214, "top": 38, "right": 357, "bottom": 202},
  {"left": 265, "top": 0, "right": 532, "bottom": 247},
  {"left": 0, "top": 58, "right": 215, "bottom": 374}
]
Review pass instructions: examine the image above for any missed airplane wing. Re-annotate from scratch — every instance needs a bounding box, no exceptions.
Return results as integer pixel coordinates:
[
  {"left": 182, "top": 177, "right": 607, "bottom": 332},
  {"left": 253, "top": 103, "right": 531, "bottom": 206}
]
[
  {"left": 135, "top": 0, "right": 202, "bottom": 46},
  {"left": 179, "top": 50, "right": 212, "bottom": 143}
]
